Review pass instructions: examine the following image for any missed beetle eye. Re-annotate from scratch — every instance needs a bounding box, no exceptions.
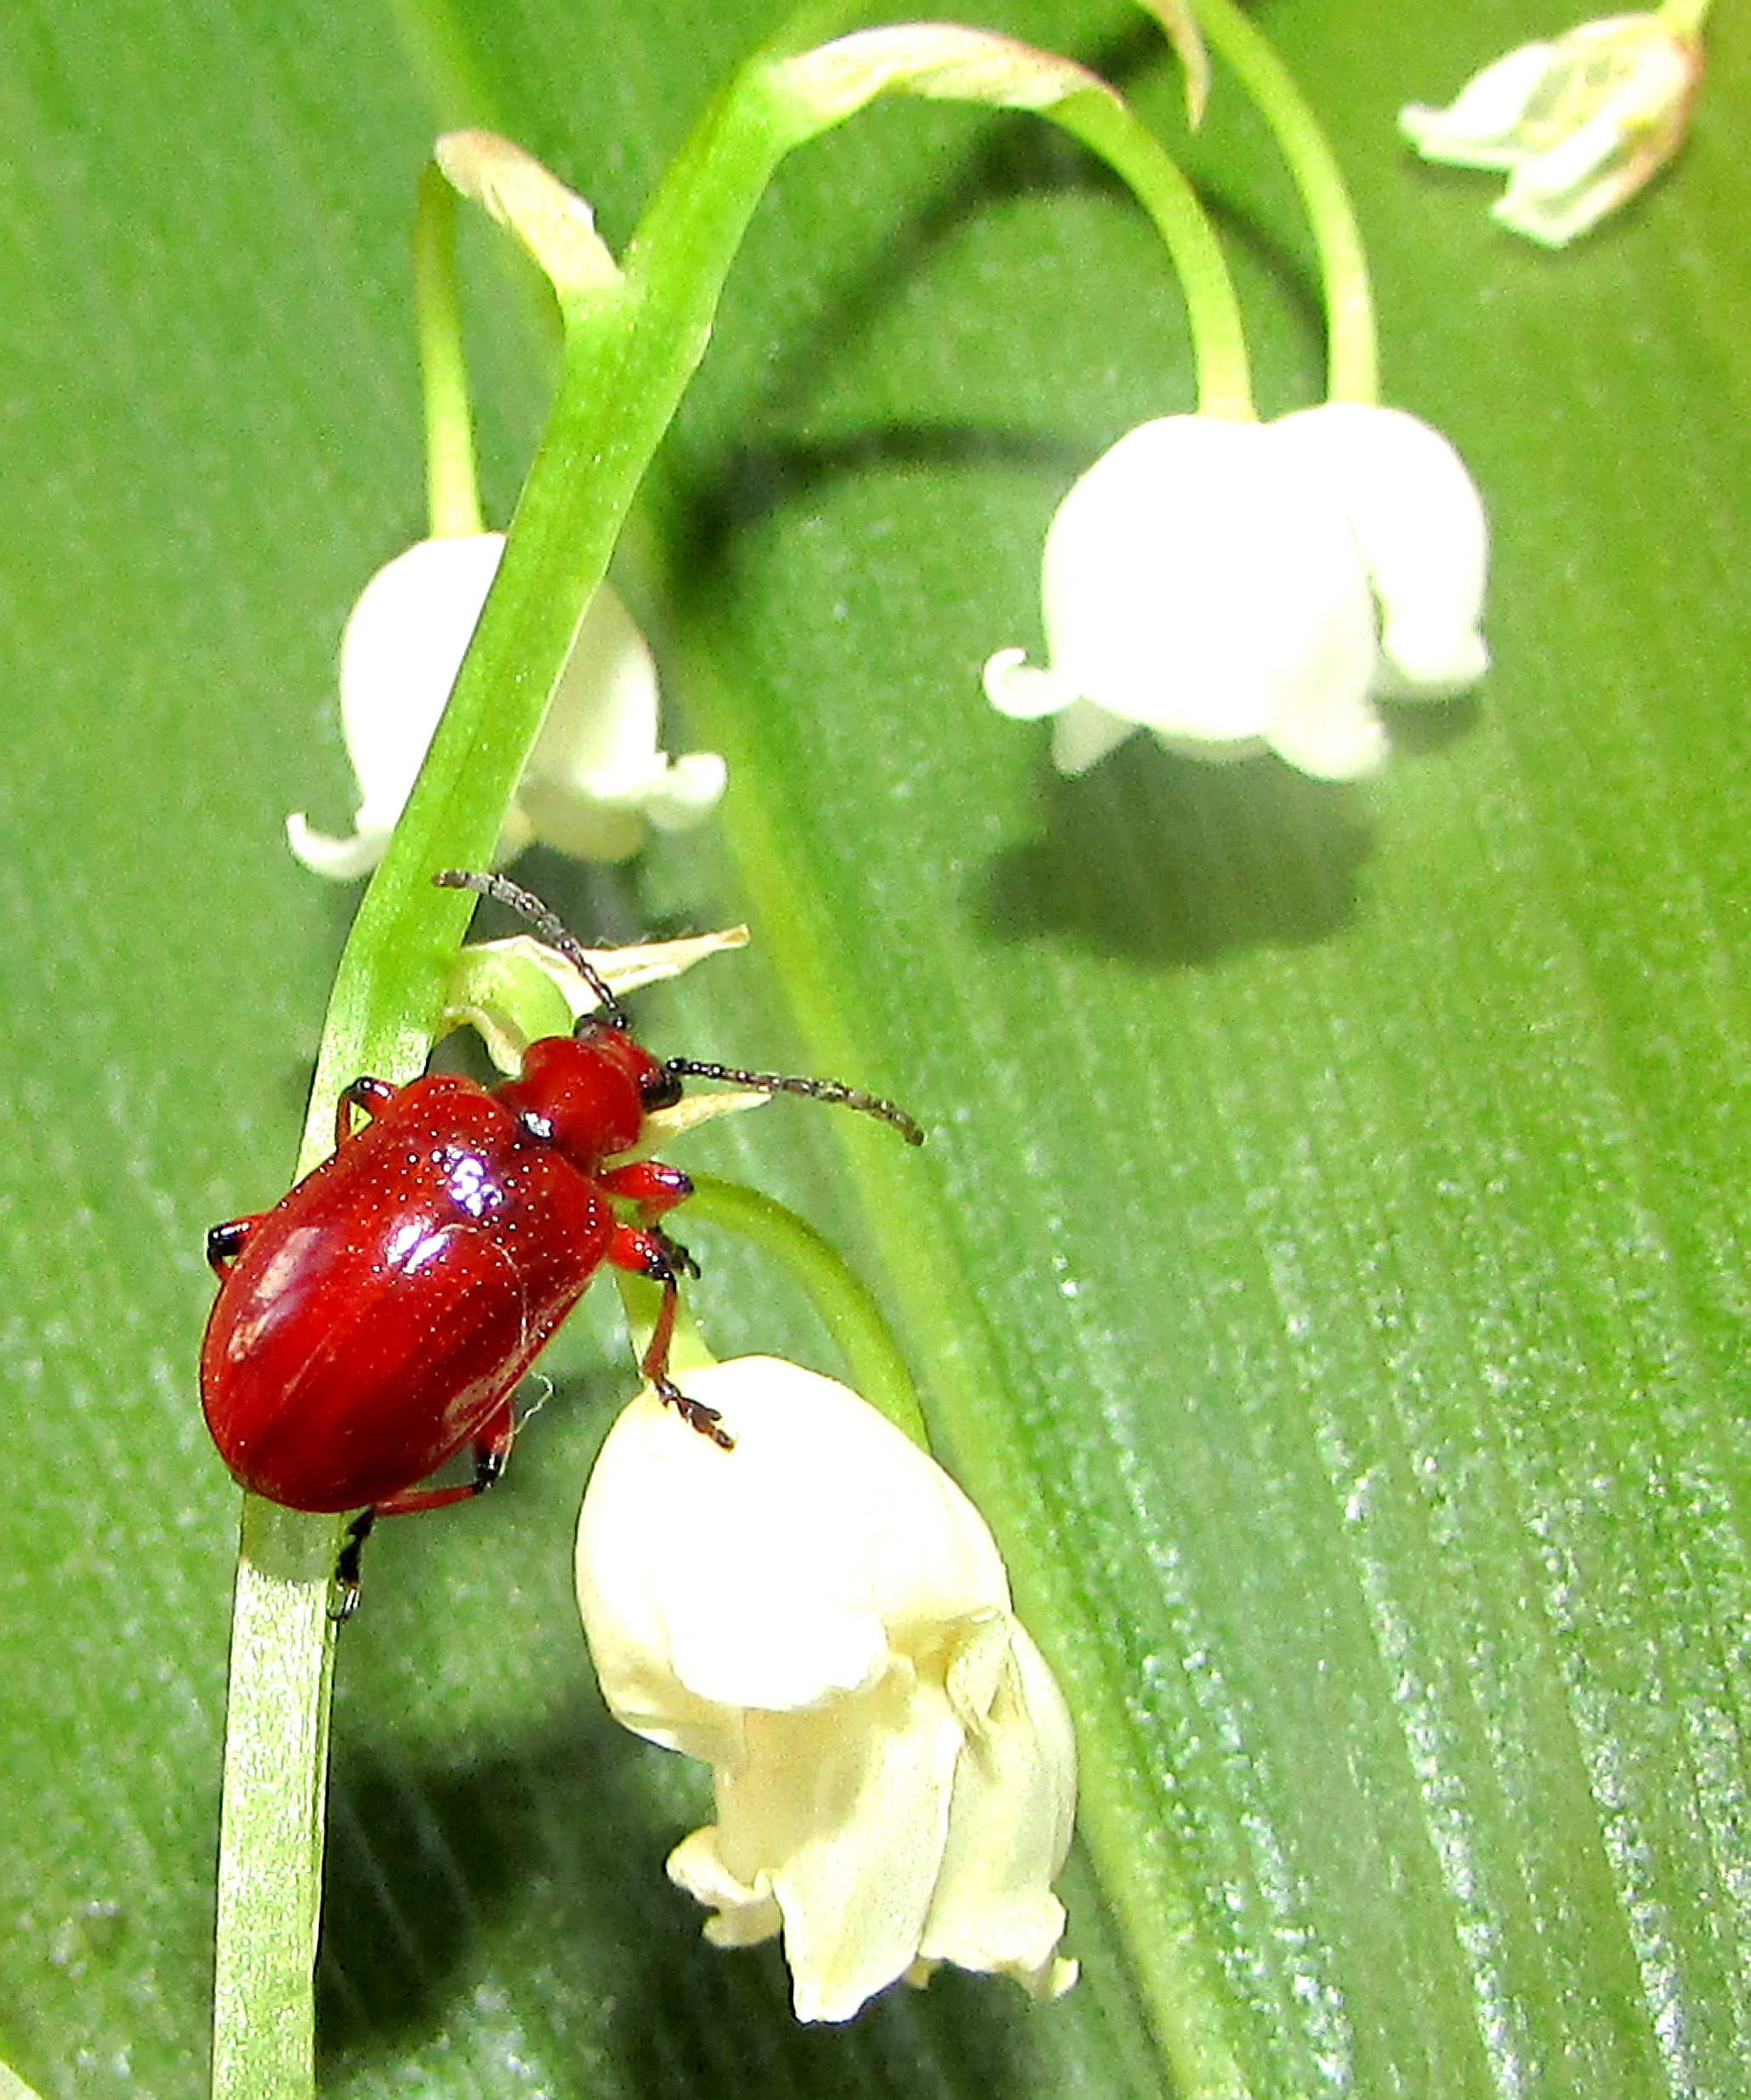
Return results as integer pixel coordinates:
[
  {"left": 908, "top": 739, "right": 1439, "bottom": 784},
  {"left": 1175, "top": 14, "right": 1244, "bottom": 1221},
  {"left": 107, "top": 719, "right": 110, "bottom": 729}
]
[{"left": 640, "top": 1066, "right": 685, "bottom": 1112}]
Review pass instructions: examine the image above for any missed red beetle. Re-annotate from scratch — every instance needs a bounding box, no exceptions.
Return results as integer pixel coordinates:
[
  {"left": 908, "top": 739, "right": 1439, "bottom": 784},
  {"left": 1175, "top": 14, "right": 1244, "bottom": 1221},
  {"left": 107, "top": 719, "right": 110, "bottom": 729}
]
[{"left": 201, "top": 869, "right": 920, "bottom": 1603}]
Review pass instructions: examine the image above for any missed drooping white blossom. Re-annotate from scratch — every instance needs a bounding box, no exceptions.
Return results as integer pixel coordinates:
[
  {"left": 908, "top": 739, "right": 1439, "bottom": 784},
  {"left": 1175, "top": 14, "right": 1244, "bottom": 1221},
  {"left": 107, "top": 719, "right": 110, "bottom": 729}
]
[
  {"left": 982, "top": 408, "right": 1488, "bottom": 783},
  {"left": 1398, "top": 14, "right": 1704, "bottom": 248},
  {"left": 1271, "top": 402, "right": 1489, "bottom": 699},
  {"left": 287, "top": 534, "right": 725, "bottom": 878},
  {"left": 576, "top": 1356, "right": 1078, "bottom": 2023}
]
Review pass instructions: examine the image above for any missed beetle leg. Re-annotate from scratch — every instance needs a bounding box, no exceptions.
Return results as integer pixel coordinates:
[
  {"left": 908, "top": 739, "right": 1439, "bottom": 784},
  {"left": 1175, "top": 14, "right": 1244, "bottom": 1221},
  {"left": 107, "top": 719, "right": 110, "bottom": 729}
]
[
  {"left": 601, "top": 1164, "right": 699, "bottom": 1274},
  {"left": 334, "top": 1074, "right": 398, "bottom": 1152},
  {"left": 600, "top": 1158, "right": 693, "bottom": 1224},
  {"left": 609, "top": 1223, "right": 733, "bottom": 1448},
  {"left": 330, "top": 1510, "right": 375, "bottom": 1621},
  {"left": 205, "top": 1215, "right": 264, "bottom": 1276},
  {"left": 329, "top": 1400, "right": 517, "bottom": 1619},
  {"left": 658, "top": 1228, "right": 700, "bottom": 1280},
  {"left": 369, "top": 1400, "right": 518, "bottom": 1518}
]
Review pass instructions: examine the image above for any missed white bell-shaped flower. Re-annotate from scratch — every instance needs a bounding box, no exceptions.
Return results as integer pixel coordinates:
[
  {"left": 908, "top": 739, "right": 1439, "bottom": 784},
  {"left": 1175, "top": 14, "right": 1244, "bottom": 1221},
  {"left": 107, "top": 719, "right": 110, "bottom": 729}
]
[
  {"left": 1271, "top": 402, "right": 1489, "bottom": 699},
  {"left": 1398, "top": 14, "right": 1703, "bottom": 247},
  {"left": 576, "top": 1356, "right": 1078, "bottom": 2023},
  {"left": 984, "top": 416, "right": 1383, "bottom": 781},
  {"left": 287, "top": 535, "right": 725, "bottom": 877},
  {"left": 982, "top": 408, "right": 1489, "bottom": 782}
]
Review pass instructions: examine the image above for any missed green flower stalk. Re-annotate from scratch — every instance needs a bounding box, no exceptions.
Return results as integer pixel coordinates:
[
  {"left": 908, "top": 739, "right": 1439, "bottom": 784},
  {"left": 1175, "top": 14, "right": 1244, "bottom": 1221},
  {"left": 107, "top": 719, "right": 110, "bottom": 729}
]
[
  {"left": 411, "top": 163, "right": 484, "bottom": 539},
  {"left": 1146, "top": 0, "right": 1379, "bottom": 404}
]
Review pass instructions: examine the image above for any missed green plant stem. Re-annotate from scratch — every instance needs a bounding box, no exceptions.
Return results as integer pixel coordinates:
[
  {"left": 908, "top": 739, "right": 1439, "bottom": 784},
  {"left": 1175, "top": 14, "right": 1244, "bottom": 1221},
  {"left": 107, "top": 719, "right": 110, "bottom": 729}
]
[
  {"left": 1049, "top": 88, "right": 1251, "bottom": 418},
  {"left": 683, "top": 1172, "right": 930, "bottom": 1444},
  {"left": 208, "top": 16, "right": 995, "bottom": 2091},
  {"left": 211, "top": 1507, "right": 338, "bottom": 2100},
  {"left": 414, "top": 163, "right": 485, "bottom": 536},
  {"left": 1660, "top": 0, "right": 1713, "bottom": 32},
  {"left": 0, "top": 2057, "right": 48, "bottom": 2100},
  {"left": 1177, "top": 0, "right": 1379, "bottom": 404}
]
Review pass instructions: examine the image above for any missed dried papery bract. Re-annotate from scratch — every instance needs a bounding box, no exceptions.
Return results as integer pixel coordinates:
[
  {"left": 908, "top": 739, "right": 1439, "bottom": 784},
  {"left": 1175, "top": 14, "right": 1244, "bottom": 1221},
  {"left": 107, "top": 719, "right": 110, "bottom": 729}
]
[
  {"left": 774, "top": 23, "right": 1111, "bottom": 129},
  {"left": 441, "top": 926, "right": 750, "bottom": 1080},
  {"left": 434, "top": 129, "right": 623, "bottom": 298}
]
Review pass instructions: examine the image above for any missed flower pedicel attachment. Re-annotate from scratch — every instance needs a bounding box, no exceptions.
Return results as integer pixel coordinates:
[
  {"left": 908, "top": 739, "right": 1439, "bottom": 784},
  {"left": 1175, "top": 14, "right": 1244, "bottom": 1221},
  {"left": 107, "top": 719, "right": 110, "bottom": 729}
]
[
  {"left": 287, "top": 534, "right": 725, "bottom": 878},
  {"left": 576, "top": 1356, "right": 1078, "bottom": 2023},
  {"left": 983, "top": 405, "right": 1488, "bottom": 783}
]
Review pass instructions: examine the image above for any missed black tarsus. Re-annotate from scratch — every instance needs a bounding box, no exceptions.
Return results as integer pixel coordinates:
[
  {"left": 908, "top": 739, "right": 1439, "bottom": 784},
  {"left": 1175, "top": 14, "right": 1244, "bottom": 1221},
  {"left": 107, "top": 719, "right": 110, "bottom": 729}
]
[{"left": 330, "top": 1510, "right": 376, "bottom": 1622}]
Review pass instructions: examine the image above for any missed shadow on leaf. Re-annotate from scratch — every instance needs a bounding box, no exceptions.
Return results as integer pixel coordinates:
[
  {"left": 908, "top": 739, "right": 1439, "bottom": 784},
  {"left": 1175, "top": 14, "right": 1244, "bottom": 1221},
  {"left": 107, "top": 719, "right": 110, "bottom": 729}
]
[
  {"left": 976, "top": 736, "right": 1374, "bottom": 967},
  {"left": 317, "top": 1707, "right": 1043, "bottom": 2098}
]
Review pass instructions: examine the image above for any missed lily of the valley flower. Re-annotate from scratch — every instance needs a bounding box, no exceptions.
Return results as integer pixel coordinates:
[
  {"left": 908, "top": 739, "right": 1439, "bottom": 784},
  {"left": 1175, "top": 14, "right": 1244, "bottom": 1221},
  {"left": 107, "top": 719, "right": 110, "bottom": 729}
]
[
  {"left": 1271, "top": 403, "right": 1490, "bottom": 700},
  {"left": 576, "top": 1356, "right": 1078, "bottom": 2023},
  {"left": 1398, "top": 14, "right": 1704, "bottom": 248},
  {"left": 983, "top": 406, "right": 1487, "bottom": 783},
  {"left": 286, "top": 534, "right": 725, "bottom": 878}
]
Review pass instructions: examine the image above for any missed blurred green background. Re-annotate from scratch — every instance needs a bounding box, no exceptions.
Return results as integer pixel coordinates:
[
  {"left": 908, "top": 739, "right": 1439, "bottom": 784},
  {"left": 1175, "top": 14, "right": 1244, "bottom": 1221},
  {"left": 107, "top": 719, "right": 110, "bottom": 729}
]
[{"left": 2, "top": 2, "right": 1748, "bottom": 2094}]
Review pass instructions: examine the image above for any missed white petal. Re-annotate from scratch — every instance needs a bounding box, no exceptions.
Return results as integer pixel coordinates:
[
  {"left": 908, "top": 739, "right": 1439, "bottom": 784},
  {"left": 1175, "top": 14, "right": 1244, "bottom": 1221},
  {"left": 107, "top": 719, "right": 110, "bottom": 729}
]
[
  {"left": 1271, "top": 403, "right": 1489, "bottom": 701},
  {"left": 577, "top": 1361, "right": 1009, "bottom": 1723},
  {"left": 522, "top": 580, "right": 725, "bottom": 855},
  {"left": 1397, "top": 43, "right": 1556, "bottom": 168},
  {"left": 1493, "top": 109, "right": 1637, "bottom": 245},
  {"left": 526, "top": 582, "right": 661, "bottom": 787},
  {"left": 1034, "top": 417, "right": 1379, "bottom": 765},
  {"left": 665, "top": 1827, "right": 783, "bottom": 1946},
  {"left": 700, "top": 1668, "right": 967, "bottom": 2022},
  {"left": 642, "top": 751, "right": 730, "bottom": 831},
  {"left": 287, "top": 535, "right": 503, "bottom": 881},
  {"left": 284, "top": 812, "right": 392, "bottom": 880},
  {"left": 337, "top": 535, "right": 507, "bottom": 814},
  {"left": 982, "top": 648, "right": 1078, "bottom": 722},
  {"left": 918, "top": 1620, "right": 1079, "bottom": 1997},
  {"left": 1265, "top": 696, "right": 1389, "bottom": 781},
  {"left": 511, "top": 787, "right": 648, "bottom": 864},
  {"left": 1051, "top": 700, "right": 1142, "bottom": 776}
]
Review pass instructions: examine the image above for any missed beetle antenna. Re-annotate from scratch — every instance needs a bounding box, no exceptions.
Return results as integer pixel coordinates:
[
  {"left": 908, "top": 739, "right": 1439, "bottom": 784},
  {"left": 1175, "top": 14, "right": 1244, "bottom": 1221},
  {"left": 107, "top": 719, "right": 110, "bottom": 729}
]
[
  {"left": 662, "top": 1058, "right": 925, "bottom": 1146},
  {"left": 434, "top": 870, "right": 630, "bottom": 1030}
]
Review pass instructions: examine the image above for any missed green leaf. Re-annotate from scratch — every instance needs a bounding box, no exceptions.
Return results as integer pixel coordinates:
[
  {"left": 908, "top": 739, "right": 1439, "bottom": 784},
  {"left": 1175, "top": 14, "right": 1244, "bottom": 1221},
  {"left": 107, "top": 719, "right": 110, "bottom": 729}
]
[{"left": 2, "top": 1, "right": 1747, "bottom": 2095}]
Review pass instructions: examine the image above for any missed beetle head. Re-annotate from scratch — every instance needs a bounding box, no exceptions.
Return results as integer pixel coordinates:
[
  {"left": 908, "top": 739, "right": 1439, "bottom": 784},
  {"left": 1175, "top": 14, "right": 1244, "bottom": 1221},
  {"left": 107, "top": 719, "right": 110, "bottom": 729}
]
[{"left": 501, "top": 1025, "right": 670, "bottom": 1166}]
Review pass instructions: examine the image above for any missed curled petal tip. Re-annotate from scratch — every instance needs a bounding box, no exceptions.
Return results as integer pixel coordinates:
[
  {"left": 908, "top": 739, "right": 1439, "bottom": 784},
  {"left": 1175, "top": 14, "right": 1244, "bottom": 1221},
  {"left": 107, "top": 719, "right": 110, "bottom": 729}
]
[
  {"left": 644, "top": 751, "right": 729, "bottom": 831},
  {"left": 1379, "top": 623, "right": 1490, "bottom": 700},
  {"left": 983, "top": 648, "right": 1072, "bottom": 721},
  {"left": 284, "top": 812, "right": 388, "bottom": 882}
]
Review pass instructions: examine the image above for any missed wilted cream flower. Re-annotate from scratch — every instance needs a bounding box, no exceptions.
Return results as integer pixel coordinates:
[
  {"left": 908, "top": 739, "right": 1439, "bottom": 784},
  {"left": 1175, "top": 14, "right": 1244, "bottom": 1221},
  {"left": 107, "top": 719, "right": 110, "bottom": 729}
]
[
  {"left": 1398, "top": 14, "right": 1704, "bottom": 247},
  {"left": 576, "top": 1356, "right": 1077, "bottom": 2023},
  {"left": 287, "top": 535, "right": 725, "bottom": 878},
  {"left": 982, "top": 408, "right": 1487, "bottom": 783}
]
